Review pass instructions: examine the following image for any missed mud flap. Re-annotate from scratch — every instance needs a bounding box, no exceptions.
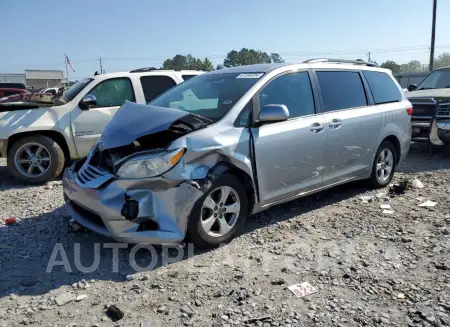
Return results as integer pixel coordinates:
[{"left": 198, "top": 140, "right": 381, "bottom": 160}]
[{"left": 429, "top": 119, "right": 444, "bottom": 146}]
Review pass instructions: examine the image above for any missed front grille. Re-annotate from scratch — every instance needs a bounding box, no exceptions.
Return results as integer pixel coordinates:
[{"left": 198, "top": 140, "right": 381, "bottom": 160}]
[
  {"left": 70, "top": 200, "right": 106, "bottom": 228},
  {"left": 411, "top": 104, "right": 436, "bottom": 118},
  {"left": 76, "top": 151, "right": 114, "bottom": 188},
  {"left": 78, "top": 163, "right": 108, "bottom": 184},
  {"left": 437, "top": 103, "right": 450, "bottom": 118}
]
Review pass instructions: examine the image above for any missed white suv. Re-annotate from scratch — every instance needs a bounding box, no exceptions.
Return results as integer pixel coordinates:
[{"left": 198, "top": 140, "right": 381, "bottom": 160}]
[{"left": 0, "top": 68, "right": 203, "bottom": 183}]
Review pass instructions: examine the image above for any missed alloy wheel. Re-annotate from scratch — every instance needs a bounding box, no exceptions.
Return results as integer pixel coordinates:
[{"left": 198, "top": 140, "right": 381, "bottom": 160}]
[
  {"left": 376, "top": 148, "right": 394, "bottom": 184},
  {"left": 200, "top": 186, "right": 241, "bottom": 237},
  {"left": 14, "top": 143, "right": 52, "bottom": 178}
]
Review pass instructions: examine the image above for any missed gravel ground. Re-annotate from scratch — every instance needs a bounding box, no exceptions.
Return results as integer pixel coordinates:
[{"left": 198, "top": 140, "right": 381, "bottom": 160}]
[{"left": 1, "top": 144, "right": 449, "bottom": 327}]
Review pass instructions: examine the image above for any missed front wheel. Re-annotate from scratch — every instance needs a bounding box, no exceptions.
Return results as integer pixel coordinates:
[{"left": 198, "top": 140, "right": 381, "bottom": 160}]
[
  {"left": 7, "top": 135, "right": 65, "bottom": 184},
  {"left": 186, "top": 173, "right": 249, "bottom": 248},
  {"left": 368, "top": 141, "right": 397, "bottom": 188}
]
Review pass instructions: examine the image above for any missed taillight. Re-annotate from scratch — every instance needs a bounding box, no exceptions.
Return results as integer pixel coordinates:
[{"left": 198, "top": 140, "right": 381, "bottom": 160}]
[{"left": 406, "top": 107, "right": 414, "bottom": 115}]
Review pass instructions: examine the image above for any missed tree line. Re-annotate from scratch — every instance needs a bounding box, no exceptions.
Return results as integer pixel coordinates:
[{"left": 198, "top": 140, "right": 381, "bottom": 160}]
[
  {"left": 161, "top": 48, "right": 284, "bottom": 71},
  {"left": 380, "top": 53, "right": 450, "bottom": 73},
  {"left": 158, "top": 48, "right": 450, "bottom": 73}
]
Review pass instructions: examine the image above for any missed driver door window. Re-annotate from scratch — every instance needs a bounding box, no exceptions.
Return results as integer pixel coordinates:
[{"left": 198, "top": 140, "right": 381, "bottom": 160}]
[
  {"left": 259, "top": 72, "right": 315, "bottom": 118},
  {"left": 89, "top": 78, "right": 135, "bottom": 107}
]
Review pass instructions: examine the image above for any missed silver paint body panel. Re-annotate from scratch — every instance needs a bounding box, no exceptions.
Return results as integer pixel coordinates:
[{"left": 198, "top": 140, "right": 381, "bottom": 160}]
[{"left": 63, "top": 63, "right": 411, "bottom": 244}]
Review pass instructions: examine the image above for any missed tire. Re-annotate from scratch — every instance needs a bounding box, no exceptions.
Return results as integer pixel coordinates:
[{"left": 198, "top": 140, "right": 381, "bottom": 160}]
[
  {"left": 7, "top": 135, "right": 65, "bottom": 184},
  {"left": 187, "top": 173, "right": 249, "bottom": 248},
  {"left": 368, "top": 141, "right": 397, "bottom": 188}
]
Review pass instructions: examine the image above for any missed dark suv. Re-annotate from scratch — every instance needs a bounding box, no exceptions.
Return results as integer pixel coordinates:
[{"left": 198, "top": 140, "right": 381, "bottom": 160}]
[{"left": 407, "top": 67, "right": 450, "bottom": 145}]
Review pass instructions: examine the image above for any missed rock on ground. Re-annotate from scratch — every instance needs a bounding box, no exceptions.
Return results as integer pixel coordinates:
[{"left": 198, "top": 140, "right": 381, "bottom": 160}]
[{"left": 1, "top": 145, "right": 450, "bottom": 326}]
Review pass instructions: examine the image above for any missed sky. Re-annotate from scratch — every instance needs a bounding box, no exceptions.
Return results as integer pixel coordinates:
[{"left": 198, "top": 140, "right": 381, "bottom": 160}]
[{"left": 2, "top": 0, "right": 450, "bottom": 80}]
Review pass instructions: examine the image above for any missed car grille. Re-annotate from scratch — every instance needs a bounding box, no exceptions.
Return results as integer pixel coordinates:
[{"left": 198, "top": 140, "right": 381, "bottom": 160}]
[
  {"left": 78, "top": 163, "right": 108, "bottom": 183},
  {"left": 76, "top": 152, "right": 114, "bottom": 188},
  {"left": 411, "top": 103, "right": 436, "bottom": 118},
  {"left": 437, "top": 102, "right": 450, "bottom": 118}
]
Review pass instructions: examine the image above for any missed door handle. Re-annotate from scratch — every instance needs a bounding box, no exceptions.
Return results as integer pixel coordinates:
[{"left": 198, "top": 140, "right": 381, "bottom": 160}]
[
  {"left": 329, "top": 118, "right": 342, "bottom": 129},
  {"left": 310, "top": 122, "right": 324, "bottom": 133}
]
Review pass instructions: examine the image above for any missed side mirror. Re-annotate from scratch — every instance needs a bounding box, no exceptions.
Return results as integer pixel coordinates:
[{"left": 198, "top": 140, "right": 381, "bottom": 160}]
[
  {"left": 407, "top": 84, "right": 417, "bottom": 92},
  {"left": 79, "top": 94, "right": 96, "bottom": 110},
  {"left": 258, "top": 104, "right": 289, "bottom": 123}
]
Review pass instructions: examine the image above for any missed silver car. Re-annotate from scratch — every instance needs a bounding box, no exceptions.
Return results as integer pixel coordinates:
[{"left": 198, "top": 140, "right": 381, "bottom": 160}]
[{"left": 63, "top": 59, "right": 412, "bottom": 248}]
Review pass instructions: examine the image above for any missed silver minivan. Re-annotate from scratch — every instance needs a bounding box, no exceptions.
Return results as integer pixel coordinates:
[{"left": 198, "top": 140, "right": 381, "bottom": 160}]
[{"left": 63, "top": 59, "right": 412, "bottom": 248}]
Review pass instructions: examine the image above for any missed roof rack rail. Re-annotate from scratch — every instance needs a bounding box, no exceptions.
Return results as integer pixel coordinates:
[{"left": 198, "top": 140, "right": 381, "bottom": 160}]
[
  {"left": 130, "top": 67, "right": 205, "bottom": 73},
  {"left": 303, "top": 58, "right": 378, "bottom": 67},
  {"left": 130, "top": 67, "right": 160, "bottom": 73}
]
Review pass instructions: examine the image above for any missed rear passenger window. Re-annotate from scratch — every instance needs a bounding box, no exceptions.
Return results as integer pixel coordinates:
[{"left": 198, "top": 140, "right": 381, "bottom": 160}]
[
  {"left": 316, "top": 71, "right": 367, "bottom": 112},
  {"left": 363, "top": 71, "right": 402, "bottom": 104},
  {"left": 259, "top": 72, "right": 315, "bottom": 119},
  {"left": 140, "top": 76, "right": 176, "bottom": 103}
]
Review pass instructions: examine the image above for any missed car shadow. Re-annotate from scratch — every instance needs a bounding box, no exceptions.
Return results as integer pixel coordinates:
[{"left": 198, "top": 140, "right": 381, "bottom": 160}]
[
  {"left": 1, "top": 179, "right": 366, "bottom": 299},
  {"left": 0, "top": 162, "right": 64, "bottom": 192},
  {"left": 1, "top": 142, "right": 449, "bottom": 299},
  {"left": 397, "top": 143, "right": 450, "bottom": 173}
]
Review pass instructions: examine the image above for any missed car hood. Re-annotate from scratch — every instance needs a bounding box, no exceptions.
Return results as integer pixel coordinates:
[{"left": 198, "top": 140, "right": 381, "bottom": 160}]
[
  {"left": 407, "top": 88, "right": 450, "bottom": 101},
  {"left": 101, "top": 102, "right": 205, "bottom": 150}
]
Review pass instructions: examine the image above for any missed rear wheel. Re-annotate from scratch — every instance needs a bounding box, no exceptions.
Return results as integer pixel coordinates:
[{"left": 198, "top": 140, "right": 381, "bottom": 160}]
[
  {"left": 7, "top": 135, "right": 65, "bottom": 184},
  {"left": 187, "top": 173, "right": 249, "bottom": 248},
  {"left": 368, "top": 141, "right": 397, "bottom": 188}
]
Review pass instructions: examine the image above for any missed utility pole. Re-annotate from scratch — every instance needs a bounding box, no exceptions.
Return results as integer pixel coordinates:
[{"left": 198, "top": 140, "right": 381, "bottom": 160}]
[
  {"left": 99, "top": 57, "right": 104, "bottom": 74},
  {"left": 429, "top": 0, "right": 437, "bottom": 71},
  {"left": 367, "top": 52, "right": 371, "bottom": 62}
]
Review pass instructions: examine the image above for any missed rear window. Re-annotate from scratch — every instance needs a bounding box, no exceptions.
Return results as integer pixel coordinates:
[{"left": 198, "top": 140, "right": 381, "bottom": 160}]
[
  {"left": 363, "top": 71, "right": 401, "bottom": 104},
  {"left": 316, "top": 71, "right": 367, "bottom": 112},
  {"left": 140, "top": 76, "right": 177, "bottom": 102},
  {"left": 182, "top": 75, "right": 197, "bottom": 81}
]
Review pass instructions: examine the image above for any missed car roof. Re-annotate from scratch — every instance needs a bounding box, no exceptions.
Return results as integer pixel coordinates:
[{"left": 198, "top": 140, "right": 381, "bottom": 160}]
[
  {"left": 206, "top": 62, "right": 390, "bottom": 76},
  {"left": 91, "top": 70, "right": 203, "bottom": 80},
  {"left": 208, "top": 64, "right": 288, "bottom": 75},
  {"left": 433, "top": 66, "right": 450, "bottom": 71}
]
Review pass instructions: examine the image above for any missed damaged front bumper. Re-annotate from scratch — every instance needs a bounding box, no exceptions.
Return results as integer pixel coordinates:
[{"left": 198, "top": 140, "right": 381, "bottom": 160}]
[{"left": 62, "top": 162, "right": 204, "bottom": 244}]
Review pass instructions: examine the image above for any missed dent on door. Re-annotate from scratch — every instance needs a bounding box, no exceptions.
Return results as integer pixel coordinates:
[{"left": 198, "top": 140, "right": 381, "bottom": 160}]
[
  {"left": 323, "top": 106, "right": 382, "bottom": 184},
  {"left": 252, "top": 115, "right": 327, "bottom": 205}
]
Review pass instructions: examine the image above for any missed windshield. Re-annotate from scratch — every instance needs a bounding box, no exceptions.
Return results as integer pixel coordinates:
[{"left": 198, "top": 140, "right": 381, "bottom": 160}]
[
  {"left": 417, "top": 68, "right": 450, "bottom": 90},
  {"left": 61, "top": 78, "right": 93, "bottom": 103},
  {"left": 149, "top": 72, "right": 263, "bottom": 122}
]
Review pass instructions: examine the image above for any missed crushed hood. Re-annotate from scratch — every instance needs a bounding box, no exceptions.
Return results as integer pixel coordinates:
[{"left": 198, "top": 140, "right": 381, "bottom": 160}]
[
  {"left": 408, "top": 88, "right": 450, "bottom": 101},
  {"left": 101, "top": 102, "right": 203, "bottom": 150}
]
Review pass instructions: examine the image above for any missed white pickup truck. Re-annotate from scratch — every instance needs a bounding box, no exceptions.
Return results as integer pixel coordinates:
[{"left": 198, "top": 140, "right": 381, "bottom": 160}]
[{"left": 0, "top": 69, "right": 203, "bottom": 183}]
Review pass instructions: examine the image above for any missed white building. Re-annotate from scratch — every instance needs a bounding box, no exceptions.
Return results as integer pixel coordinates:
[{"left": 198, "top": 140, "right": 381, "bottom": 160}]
[{"left": 0, "top": 69, "right": 67, "bottom": 89}]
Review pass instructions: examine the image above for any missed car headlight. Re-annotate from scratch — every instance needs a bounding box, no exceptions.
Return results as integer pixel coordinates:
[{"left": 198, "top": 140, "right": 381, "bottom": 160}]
[{"left": 116, "top": 148, "right": 185, "bottom": 179}]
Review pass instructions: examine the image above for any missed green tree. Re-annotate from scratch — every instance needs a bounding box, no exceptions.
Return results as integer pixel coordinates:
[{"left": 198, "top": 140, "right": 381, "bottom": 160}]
[
  {"left": 434, "top": 52, "right": 450, "bottom": 69},
  {"left": 400, "top": 60, "right": 424, "bottom": 73},
  {"left": 201, "top": 57, "right": 214, "bottom": 71},
  {"left": 380, "top": 60, "right": 401, "bottom": 73},
  {"left": 223, "top": 48, "right": 283, "bottom": 67},
  {"left": 270, "top": 53, "right": 285, "bottom": 63},
  {"left": 162, "top": 54, "right": 213, "bottom": 70},
  {"left": 216, "top": 64, "right": 224, "bottom": 70},
  {"left": 163, "top": 54, "right": 187, "bottom": 70}
]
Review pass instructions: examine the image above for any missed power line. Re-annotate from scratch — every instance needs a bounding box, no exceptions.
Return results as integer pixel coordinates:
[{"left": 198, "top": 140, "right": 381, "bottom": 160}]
[{"left": 99, "top": 45, "right": 450, "bottom": 62}]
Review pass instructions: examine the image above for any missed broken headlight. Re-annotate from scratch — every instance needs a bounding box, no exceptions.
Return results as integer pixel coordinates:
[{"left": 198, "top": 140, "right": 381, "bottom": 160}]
[{"left": 116, "top": 148, "right": 185, "bottom": 178}]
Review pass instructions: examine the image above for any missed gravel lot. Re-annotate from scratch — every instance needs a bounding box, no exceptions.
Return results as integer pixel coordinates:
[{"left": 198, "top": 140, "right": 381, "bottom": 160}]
[{"left": 1, "top": 144, "right": 450, "bottom": 327}]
